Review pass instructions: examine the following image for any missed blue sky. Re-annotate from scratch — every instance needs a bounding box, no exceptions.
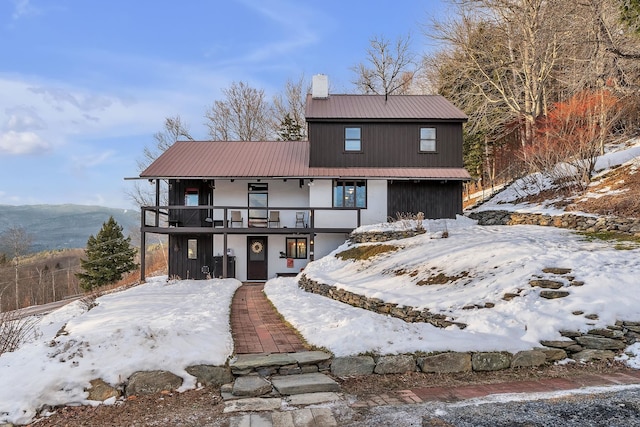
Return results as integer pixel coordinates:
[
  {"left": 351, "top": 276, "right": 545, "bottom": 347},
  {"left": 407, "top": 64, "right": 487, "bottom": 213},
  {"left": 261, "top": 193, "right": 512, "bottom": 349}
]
[{"left": 0, "top": 0, "right": 448, "bottom": 209}]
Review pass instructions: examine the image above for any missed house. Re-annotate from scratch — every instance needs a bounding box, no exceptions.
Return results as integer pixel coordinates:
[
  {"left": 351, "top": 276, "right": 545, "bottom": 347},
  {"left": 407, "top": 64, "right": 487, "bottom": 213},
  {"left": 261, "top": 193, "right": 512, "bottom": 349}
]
[{"left": 136, "top": 75, "right": 469, "bottom": 282}]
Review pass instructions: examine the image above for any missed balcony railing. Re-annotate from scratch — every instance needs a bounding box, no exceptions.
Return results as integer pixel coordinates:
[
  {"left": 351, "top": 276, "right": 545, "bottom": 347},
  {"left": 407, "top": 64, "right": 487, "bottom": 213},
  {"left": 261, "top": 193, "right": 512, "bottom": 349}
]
[{"left": 141, "top": 205, "right": 362, "bottom": 233}]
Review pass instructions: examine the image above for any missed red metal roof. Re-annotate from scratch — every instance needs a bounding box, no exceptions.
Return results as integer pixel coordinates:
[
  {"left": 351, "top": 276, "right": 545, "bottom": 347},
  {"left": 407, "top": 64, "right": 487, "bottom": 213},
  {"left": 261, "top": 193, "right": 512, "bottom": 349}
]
[
  {"left": 140, "top": 141, "right": 471, "bottom": 181},
  {"left": 305, "top": 94, "right": 468, "bottom": 121}
]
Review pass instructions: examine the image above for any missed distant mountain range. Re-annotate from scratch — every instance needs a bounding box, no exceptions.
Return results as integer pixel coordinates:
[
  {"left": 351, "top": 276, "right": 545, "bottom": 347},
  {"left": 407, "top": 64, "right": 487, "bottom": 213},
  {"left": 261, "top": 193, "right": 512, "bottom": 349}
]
[{"left": 0, "top": 204, "right": 140, "bottom": 253}]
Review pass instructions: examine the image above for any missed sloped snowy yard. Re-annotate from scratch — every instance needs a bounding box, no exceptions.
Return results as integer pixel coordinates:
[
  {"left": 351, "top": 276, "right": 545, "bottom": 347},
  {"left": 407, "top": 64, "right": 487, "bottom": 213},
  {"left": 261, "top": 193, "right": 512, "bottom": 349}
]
[
  {"left": 0, "top": 277, "right": 240, "bottom": 425},
  {"left": 265, "top": 217, "right": 640, "bottom": 356}
]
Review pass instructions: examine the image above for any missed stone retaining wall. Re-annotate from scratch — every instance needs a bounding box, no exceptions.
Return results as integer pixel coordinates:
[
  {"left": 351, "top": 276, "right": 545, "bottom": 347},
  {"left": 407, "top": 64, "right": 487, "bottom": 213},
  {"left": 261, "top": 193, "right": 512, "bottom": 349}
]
[
  {"left": 349, "top": 228, "right": 426, "bottom": 243},
  {"left": 83, "top": 321, "right": 639, "bottom": 403},
  {"left": 298, "top": 274, "right": 466, "bottom": 329},
  {"left": 468, "top": 210, "right": 640, "bottom": 236}
]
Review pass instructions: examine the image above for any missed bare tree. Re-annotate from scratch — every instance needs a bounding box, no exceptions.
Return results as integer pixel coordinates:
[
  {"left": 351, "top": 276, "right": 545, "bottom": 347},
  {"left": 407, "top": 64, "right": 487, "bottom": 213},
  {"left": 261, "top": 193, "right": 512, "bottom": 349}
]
[
  {"left": 129, "top": 115, "right": 193, "bottom": 207},
  {"left": 272, "top": 75, "right": 309, "bottom": 141},
  {"left": 205, "top": 81, "right": 274, "bottom": 141},
  {"left": 352, "top": 34, "right": 417, "bottom": 97},
  {"left": 0, "top": 227, "right": 32, "bottom": 311},
  {"left": 430, "top": 1, "right": 569, "bottom": 148}
]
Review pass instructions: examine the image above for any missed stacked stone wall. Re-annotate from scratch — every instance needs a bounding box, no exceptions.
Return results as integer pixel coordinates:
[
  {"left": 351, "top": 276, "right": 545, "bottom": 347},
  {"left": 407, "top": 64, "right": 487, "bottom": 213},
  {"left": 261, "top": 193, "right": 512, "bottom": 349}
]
[{"left": 468, "top": 210, "right": 640, "bottom": 235}]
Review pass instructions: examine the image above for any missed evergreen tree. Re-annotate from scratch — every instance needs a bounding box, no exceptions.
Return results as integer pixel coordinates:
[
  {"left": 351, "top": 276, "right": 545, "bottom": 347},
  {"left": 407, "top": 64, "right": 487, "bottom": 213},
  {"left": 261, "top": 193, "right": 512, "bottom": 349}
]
[
  {"left": 76, "top": 216, "right": 138, "bottom": 291},
  {"left": 277, "top": 113, "right": 304, "bottom": 141}
]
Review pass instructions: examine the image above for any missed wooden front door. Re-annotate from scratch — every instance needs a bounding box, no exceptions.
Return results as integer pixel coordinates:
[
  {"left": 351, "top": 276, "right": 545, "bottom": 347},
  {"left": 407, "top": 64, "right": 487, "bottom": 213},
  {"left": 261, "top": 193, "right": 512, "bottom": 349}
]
[{"left": 247, "top": 236, "right": 268, "bottom": 280}]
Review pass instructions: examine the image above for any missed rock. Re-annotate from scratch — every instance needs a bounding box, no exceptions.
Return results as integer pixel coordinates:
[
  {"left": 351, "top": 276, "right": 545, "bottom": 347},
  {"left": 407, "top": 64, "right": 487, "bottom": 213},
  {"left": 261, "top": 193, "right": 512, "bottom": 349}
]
[
  {"left": 560, "top": 330, "right": 581, "bottom": 338},
  {"left": 540, "top": 340, "right": 576, "bottom": 348},
  {"left": 125, "top": 370, "right": 183, "bottom": 397},
  {"left": 185, "top": 365, "right": 233, "bottom": 386},
  {"left": 279, "top": 364, "right": 302, "bottom": 376},
  {"left": 232, "top": 376, "right": 273, "bottom": 397},
  {"left": 540, "top": 348, "right": 568, "bottom": 362},
  {"left": 374, "top": 355, "right": 416, "bottom": 374},
  {"left": 565, "top": 344, "right": 583, "bottom": 353},
  {"left": 540, "top": 290, "right": 570, "bottom": 299},
  {"left": 331, "top": 356, "right": 375, "bottom": 376},
  {"left": 289, "top": 351, "right": 332, "bottom": 366},
  {"left": 570, "top": 281, "right": 584, "bottom": 286},
  {"left": 271, "top": 373, "right": 340, "bottom": 395},
  {"left": 502, "top": 293, "right": 519, "bottom": 301},
  {"left": 511, "top": 350, "right": 547, "bottom": 368},
  {"left": 472, "top": 352, "right": 511, "bottom": 371},
  {"left": 585, "top": 313, "right": 599, "bottom": 320},
  {"left": 587, "top": 329, "right": 625, "bottom": 339},
  {"left": 230, "top": 353, "right": 296, "bottom": 373},
  {"left": 418, "top": 352, "right": 472, "bottom": 373},
  {"left": 575, "top": 335, "right": 626, "bottom": 350},
  {"left": 529, "top": 280, "right": 564, "bottom": 289},
  {"left": 542, "top": 268, "right": 572, "bottom": 275},
  {"left": 86, "top": 378, "right": 120, "bottom": 401},
  {"left": 572, "top": 349, "right": 616, "bottom": 362}
]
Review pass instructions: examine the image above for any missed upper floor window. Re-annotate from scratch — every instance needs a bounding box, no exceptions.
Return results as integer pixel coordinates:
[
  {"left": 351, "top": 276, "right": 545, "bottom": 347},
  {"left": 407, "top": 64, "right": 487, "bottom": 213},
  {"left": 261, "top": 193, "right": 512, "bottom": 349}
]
[
  {"left": 344, "top": 127, "right": 361, "bottom": 151},
  {"left": 248, "top": 183, "right": 268, "bottom": 227},
  {"left": 185, "top": 188, "right": 199, "bottom": 206},
  {"left": 420, "top": 127, "right": 437, "bottom": 152},
  {"left": 333, "top": 180, "right": 366, "bottom": 208}
]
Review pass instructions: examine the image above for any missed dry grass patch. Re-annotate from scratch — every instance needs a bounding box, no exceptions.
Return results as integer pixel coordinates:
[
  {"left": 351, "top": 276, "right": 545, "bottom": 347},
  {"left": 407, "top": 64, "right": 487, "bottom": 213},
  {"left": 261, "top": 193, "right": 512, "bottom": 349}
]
[
  {"left": 570, "top": 163, "right": 640, "bottom": 217},
  {"left": 336, "top": 244, "right": 399, "bottom": 261},
  {"left": 416, "top": 270, "right": 470, "bottom": 286}
]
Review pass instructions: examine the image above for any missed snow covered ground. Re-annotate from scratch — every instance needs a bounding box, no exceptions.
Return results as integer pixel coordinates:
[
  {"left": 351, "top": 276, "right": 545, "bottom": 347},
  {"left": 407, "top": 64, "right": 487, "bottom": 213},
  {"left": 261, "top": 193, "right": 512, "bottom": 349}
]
[
  {"left": 1, "top": 141, "right": 639, "bottom": 425},
  {"left": 0, "top": 277, "right": 240, "bottom": 425},
  {"left": 475, "top": 138, "right": 640, "bottom": 215},
  {"left": 265, "top": 217, "right": 640, "bottom": 356}
]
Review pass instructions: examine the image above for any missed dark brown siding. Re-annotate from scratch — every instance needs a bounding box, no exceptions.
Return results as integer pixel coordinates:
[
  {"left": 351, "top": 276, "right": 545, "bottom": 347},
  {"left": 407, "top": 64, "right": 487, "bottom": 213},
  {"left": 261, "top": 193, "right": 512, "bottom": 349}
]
[
  {"left": 387, "top": 181, "right": 463, "bottom": 219},
  {"left": 168, "top": 234, "right": 213, "bottom": 280},
  {"left": 309, "top": 121, "right": 464, "bottom": 168},
  {"left": 168, "top": 179, "right": 214, "bottom": 226}
]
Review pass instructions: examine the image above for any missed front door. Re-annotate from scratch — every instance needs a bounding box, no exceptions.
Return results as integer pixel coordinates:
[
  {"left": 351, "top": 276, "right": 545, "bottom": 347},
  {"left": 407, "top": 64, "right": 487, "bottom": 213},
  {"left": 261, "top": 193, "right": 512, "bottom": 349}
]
[{"left": 247, "top": 236, "right": 268, "bottom": 280}]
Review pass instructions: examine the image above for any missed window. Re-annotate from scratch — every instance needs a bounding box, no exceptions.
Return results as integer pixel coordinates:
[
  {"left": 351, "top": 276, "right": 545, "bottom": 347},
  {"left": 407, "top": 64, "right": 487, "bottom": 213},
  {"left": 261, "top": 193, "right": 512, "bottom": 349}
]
[
  {"left": 248, "top": 183, "right": 268, "bottom": 227},
  {"left": 344, "top": 127, "right": 361, "bottom": 151},
  {"left": 286, "top": 238, "right": 307, "bottom": 259},
  {"left": 185, "top": 188, "right": 199, "bottom": 206},
  {"left": 333, "top": 180, "right": 366, "bottom": 208},
  {"left": 187, "top": 239, "right": 198, "bottom": 259},
  {"left": 420, "top": 127, "right": 437, "bottom": 152}
]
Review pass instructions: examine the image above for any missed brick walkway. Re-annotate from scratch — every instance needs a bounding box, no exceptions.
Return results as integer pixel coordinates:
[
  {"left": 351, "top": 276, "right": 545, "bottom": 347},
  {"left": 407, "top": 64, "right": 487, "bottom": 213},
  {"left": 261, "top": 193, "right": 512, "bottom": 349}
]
[
  {"left": 230, "top": 283, "right": 307, "bottom": 354},
  {"left": 350, "top": 370, "right": 640, "bottom": 408}
]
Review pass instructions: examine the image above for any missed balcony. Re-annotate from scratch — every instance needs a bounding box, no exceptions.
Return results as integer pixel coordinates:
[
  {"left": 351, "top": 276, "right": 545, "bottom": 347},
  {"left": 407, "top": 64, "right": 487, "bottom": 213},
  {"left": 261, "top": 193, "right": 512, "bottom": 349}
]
[{"left": 141, "top": 205, "right": 362, "bottom": 235}]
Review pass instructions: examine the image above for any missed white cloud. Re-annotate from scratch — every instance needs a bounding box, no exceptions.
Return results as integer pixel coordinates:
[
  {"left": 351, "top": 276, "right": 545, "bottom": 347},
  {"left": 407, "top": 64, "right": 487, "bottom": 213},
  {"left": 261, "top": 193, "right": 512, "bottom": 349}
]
[
  {"left": 4, "top": 106, "right": 46, "bottom": 131},
  {"left": 11, "top": 0, "right": 39, "bottom": 20},
  {"left": 28, "top": 86, "right": 113, "bottom": 112},
  {"left": 71, "top": 150, "right": 115, "bottom": 169},
  {"left": 0, "top": 130, "right": 50, "bottom": 155}
]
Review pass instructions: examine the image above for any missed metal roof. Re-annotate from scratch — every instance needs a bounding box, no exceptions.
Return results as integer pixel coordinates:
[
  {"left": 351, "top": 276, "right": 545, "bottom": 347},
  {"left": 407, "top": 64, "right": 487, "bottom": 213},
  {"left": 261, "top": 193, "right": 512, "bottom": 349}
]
[
  {"left": 305, "top": 94, "right": 468, "bottom": 121},
  {"left": 140, "top": 140, "right": 471, "bottom": 181}
]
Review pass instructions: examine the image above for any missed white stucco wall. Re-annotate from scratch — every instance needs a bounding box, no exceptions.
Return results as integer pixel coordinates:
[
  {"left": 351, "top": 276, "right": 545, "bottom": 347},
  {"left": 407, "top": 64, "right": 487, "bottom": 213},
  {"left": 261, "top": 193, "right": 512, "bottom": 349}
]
[{"left": 205, "top": 178, "right": 388, "bottom": 280}]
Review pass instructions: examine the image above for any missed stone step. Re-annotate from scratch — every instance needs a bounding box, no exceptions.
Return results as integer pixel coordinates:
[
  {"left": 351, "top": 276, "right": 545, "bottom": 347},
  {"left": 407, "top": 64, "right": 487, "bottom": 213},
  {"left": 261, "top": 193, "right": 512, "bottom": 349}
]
[
  {"left": 230, "top": 351, "right": 332, "bottom": 376},
  {"left": 271, "top": 373, "right": 340, "bottom": 395},
  {"left": 224, "top": 373, "right": 340, "bottom": 400},
  {"left": 228, "top": 408, "right": 338, "bottom": 427}
]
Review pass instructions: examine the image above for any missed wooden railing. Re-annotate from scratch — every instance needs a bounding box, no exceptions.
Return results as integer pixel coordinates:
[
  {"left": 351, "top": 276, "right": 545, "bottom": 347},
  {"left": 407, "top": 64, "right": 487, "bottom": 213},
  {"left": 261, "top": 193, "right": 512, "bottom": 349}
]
[{"left": 141, "top": 205, "right": 362, "bottom": 232}]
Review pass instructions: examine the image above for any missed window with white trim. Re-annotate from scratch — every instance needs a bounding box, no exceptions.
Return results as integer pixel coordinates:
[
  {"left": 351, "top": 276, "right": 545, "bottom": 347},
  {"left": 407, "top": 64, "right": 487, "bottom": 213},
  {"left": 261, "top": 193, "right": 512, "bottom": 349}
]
[
  {"left": 420, "top": 127, "right": 437, "bottom": 152},
  {"left": 344, "top": 127, "right": 361, "bottom": 151}
]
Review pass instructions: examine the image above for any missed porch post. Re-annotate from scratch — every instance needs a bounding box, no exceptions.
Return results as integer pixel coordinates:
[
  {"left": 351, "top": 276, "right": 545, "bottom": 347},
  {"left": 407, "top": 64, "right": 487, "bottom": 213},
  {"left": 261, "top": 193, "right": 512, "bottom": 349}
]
[
  {"left": 222, "top": 232, "right": 228, "bottom": 278},
  {"left": 155, "top": 179, "right": 160, "bottom": 227},
  {"left": 140, "top": 211, "right": 146, "bottom": 283}
]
